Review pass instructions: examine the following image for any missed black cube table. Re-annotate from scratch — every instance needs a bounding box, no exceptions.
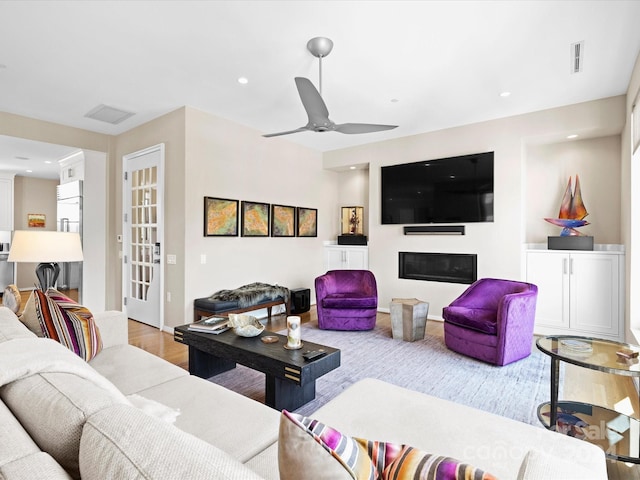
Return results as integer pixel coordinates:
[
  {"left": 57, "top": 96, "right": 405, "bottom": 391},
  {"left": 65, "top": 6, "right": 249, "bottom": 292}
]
[{"left": 174, "top": 325, "right": 340, "bottom": 411}]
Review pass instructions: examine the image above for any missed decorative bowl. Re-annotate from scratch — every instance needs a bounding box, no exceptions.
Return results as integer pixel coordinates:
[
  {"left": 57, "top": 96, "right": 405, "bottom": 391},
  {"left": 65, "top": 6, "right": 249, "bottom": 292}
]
[{"left": 228, "top": 314, "right": 265, "bottom": 337}]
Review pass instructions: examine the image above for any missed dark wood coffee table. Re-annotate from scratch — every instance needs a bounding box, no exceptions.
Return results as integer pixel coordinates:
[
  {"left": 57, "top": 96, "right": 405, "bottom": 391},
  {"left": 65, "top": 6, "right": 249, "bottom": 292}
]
[{"left": 174, "top": 325, "right": 340, "bottom": 411}]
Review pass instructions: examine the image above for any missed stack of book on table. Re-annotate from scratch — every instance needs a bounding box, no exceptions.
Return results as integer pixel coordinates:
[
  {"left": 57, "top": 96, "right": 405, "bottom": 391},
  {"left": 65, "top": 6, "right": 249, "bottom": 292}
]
[{"left": 188, "top": 316, "right": 230, "bottom": 334}]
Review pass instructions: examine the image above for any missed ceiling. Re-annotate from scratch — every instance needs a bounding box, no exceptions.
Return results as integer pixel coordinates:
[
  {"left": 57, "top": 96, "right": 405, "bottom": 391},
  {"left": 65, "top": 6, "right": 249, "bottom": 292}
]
[{"left": 1, "top": 0, "right": 640, "bottom": 178}]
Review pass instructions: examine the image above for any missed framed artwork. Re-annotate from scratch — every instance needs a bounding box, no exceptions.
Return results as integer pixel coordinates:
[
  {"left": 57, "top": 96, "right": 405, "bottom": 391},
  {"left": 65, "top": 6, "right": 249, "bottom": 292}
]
[
  {"left": 297, "top": 207, "right": 317, "bottom": 237},
  {"left": 271, "top": 205, "right": 296, "bottom": 237},
  {"left": 28, "top": 213, "right": 46, "bottom": 228},
  {"left": 241, "top": 201, "right": 270, "bottom": 237},
  {"left": 204, "top": 197, "right": 239, "bottom": 236}
]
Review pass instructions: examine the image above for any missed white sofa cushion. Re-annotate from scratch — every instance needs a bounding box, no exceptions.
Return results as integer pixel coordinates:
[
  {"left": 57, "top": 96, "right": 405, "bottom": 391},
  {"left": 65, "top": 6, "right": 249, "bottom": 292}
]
[
  {"left": 91, "top": 311, "right": 128, "bottom": 348},
  {"left": 0, "top": 339, "right": 128, "bottom": 479},
  {"left": 89, "top": 344, "right": 188, "bottom": 395},
  {"left": 79, "top": 404, "right": 264, "bottom": 480},
  {"left": 310, "top": 378, "right": 607, "bottom": 479},
  {"left": 0, "top": 452, "right": 72, "bottom": 480},
  {"left": 136, "top": 374, "right": 280, "bottom": 462},
  {"left": 517, "top": 449, "right": 598, "bottom": 480},
  {"left": 0, "top": 400, "right": 40, "bottom": 467},
  {"left": 244, "top": 443, "right": 279, "bottom": 480},
  {"left": 0, "top": 307, "right": 34, "bottom": 343}
]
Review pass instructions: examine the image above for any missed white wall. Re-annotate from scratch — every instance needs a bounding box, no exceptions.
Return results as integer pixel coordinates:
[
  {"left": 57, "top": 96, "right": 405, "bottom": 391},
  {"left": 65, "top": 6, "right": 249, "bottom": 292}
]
[
  {"left": 325, "top": 96, "right": 625, "bottom": 319},
  {"left": 525, "top": 136, "right": 621, "bottom": 244},
  {"left": 82, "top": 149, "right": 107, "bottom": 312},
  {"left": 12, "top": 176, "right": 58, "bottom": 289},
  {"left": 623, "top": 50, "right": 640, "bottom": 342},
  {"left": 181, "top": 107, "right": 338, "bottom": 328},
  {"left": 336, "top": 168, "right": 369, "bottom": 235}
]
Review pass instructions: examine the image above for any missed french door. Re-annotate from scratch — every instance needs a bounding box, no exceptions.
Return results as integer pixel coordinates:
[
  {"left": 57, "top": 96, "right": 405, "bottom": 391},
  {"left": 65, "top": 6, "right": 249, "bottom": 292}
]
[{"left": 122, "top": 144, "right": 164, "bottom": 328}]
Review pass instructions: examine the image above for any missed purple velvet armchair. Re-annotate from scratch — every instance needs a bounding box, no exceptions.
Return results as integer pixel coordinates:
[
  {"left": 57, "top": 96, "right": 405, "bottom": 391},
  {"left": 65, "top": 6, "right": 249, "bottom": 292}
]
[
  {"left": 442, "top": 278, "right": 538, "bottom": 366},
  {"left": 314, "top": 270, "right": 378, "bottom": 331}
]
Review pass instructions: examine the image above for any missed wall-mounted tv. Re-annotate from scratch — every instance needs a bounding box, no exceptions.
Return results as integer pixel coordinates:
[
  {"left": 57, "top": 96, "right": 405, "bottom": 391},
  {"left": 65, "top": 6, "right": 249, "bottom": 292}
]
[{"left": 381, "top": 152, "right": 494, "bottom": 224}]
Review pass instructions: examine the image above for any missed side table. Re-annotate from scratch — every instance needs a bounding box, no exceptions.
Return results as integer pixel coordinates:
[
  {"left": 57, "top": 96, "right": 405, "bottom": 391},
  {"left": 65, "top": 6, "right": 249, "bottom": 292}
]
[
  {"left": 390, "top": 298, "right": 429, "bottom": 342},
  {"left": 536, "top": 335, "right": 640, "bottom": 463}
]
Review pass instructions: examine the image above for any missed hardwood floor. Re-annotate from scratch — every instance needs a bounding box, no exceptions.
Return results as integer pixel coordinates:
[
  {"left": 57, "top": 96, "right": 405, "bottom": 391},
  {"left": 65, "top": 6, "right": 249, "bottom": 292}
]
[{"left": 127, "top": 309, "right": 639, "bottom": 479}]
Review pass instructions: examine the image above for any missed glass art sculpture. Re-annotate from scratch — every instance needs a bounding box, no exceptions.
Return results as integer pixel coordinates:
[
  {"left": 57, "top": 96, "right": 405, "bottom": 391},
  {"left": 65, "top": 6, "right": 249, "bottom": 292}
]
[{"left": 544, "top": 175, "right": 589, "bottom": 236}]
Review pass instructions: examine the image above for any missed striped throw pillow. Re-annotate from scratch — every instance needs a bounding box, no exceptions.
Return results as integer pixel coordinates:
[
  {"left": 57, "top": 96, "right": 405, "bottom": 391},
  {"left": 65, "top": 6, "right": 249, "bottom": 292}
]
[
  {"left": 279, "top": 410, "right": 497, "bottom": 480},
  {"left": 33, "top": 288, "right": 103, "bottom": 361}
]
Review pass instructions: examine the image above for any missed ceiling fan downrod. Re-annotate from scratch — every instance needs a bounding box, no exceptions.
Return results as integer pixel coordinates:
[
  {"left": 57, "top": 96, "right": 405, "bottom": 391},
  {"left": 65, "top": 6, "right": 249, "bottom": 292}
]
[{"left": 306, "top": 37, "right": 333, "bottom": 97}]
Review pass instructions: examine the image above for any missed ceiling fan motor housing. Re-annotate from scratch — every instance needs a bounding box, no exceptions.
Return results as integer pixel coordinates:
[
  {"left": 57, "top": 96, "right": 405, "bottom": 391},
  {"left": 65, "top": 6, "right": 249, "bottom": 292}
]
[{"left": 307, "top": 37, "right": 334, "bottom": 58}]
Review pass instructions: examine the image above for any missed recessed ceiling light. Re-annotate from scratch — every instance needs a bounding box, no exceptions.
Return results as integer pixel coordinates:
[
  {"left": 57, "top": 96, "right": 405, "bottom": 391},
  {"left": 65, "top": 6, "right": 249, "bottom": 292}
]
[
  {"left": 500, "top": 91, "right": 511, "bottom": 97},
  {"left": 26, "top": 169, "right": 32, "bottom": 173},
  {"left": 44, "top": 161, "right": 52, "bottom": 164},
  {"left": 237, "top": 77, "right": 248, "bottom": 85},
  {"left": 567, "top": 134, "right": 579, "bottom": 139},
  {"left": 349, "top": 166, "right": 356, "bottom": 170}
]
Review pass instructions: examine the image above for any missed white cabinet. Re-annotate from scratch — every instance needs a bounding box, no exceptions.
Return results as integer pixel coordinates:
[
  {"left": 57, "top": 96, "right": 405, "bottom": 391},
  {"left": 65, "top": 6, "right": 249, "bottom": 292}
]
[
  {"left": 525, "top": 248, "right": 624, "bottom": 341},
  {"left": 324, "top": 245, "right": 368, "bottom": 271},
  {"left": 0, "top": 174, "right": 14, "bottom": 231},
  {"left": 59, "top": 152, "right": 84, "bottom": 184}
]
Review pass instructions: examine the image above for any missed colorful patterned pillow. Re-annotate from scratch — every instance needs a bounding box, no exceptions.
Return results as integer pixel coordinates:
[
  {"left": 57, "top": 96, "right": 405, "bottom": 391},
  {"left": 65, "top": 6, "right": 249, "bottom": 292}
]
[
  {"left": 278, "top": 410, "right": 497, "bottom": 480},
  {"left": 32, "top": 288, "right": 103, "bottom": 361}
]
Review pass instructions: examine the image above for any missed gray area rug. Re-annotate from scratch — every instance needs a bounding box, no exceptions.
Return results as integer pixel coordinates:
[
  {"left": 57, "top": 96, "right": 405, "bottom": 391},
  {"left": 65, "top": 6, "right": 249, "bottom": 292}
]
[{"left": 208, "top": 319, "right": 556, "bottom": 426}]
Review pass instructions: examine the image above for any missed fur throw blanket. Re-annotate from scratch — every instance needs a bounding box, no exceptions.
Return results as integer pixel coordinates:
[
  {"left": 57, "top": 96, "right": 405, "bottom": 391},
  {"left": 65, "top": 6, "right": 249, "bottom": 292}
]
[{"left": 208, "top": 282, "right": 290, "bottom": 308}]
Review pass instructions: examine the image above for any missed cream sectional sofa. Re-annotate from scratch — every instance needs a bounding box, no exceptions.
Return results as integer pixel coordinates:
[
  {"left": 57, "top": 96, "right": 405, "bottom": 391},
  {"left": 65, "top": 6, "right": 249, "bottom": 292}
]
[{"left": 0, "top": 306, "right": 607, "bottom": 479}]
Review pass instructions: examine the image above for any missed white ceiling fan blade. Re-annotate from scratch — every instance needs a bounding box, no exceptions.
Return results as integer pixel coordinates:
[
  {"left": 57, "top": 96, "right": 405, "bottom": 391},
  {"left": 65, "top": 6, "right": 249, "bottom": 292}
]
[
  {"left": 262, "top": 127, "right": 309, "bottom": 138},
  {"left": 334, "top": 123, "right": 398, "bottom": 134}
]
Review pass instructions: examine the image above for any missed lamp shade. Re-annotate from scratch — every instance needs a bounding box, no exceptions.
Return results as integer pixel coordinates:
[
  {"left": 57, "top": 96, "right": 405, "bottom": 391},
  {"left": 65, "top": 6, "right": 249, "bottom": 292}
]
[{"left": 8, "top": 230, "right": 84, "bottom": 263}]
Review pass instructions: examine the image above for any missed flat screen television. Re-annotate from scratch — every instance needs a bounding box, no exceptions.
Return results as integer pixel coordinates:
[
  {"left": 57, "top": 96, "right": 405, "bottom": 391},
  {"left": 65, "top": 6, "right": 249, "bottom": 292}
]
[{"left": 381, "top": 152, "right": 494, "bottom": 224}]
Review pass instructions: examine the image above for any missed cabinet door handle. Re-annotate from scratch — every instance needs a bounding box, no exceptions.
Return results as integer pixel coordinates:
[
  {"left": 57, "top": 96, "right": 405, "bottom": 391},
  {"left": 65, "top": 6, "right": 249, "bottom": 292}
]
[
  {"left": 570, "top": 258, "right": 574, "bottom": 275},
  {"left": 563, "top": 258, "right": 567, "bottom": 275}
]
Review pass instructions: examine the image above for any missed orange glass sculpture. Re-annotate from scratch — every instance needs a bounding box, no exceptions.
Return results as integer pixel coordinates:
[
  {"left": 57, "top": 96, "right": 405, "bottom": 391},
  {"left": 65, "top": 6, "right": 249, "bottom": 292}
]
[{"left": 544, "top": 175, "right": 589, "bottom": 236}]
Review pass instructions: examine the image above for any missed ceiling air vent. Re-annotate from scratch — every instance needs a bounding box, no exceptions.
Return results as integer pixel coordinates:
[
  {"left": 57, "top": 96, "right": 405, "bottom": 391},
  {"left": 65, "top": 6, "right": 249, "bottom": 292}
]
[
  {"left": 84, "top": 104, "right": 135, "bottom": 125},
  {"left": 570, "top": 41, "right": 584, "bottom": 74}
]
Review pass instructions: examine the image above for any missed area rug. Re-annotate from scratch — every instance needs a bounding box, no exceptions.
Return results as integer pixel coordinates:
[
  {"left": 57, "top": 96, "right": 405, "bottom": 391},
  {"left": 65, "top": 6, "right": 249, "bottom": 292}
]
[{"left": 207, "top": 319, "right": 557, "bottom": 426}]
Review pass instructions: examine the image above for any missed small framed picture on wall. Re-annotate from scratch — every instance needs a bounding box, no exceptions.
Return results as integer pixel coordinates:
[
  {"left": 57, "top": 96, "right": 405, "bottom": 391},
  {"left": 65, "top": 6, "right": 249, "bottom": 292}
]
[
  {"left": 204, "top": 197, "right": 239, "bottom": 236},
  {"left": 241, "top": 201, "right": 270, "bottom": 237},
  {"left": 271, "top": 205, "right": 296, "bottom": 237},
  {"left": 28, "top": 213, "right": 46, "bottom": 228},
  {"left": 296, "top": 207, "right": 317, "bottom": 237}
]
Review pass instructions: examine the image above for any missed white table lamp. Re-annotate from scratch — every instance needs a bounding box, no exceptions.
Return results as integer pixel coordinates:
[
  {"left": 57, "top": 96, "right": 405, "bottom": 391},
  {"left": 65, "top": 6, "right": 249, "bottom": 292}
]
[{"left": 7, "top": 230, "right": 83, "bottom": 290}]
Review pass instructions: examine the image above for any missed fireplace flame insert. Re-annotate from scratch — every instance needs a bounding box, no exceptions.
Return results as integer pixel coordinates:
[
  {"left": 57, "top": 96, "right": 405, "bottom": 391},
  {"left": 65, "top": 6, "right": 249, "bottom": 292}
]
[{"left": 399, "top": 252, "right": 477, "bottom": 284}]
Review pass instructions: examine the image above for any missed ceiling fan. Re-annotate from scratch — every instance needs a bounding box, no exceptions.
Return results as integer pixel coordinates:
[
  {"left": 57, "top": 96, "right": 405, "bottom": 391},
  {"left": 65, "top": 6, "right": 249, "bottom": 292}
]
[{"left": 263, "top": 37, "right": 398, "bottom": 138}]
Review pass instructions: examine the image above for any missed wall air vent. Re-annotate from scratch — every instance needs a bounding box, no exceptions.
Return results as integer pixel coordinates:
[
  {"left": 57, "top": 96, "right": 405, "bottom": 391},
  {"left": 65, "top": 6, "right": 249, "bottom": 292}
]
[
  {"left": 571, "top": 41, "right": 584, "bottom": 74},
  {"left": 84, "top": 104, "right": 135, "bottom": 125}
]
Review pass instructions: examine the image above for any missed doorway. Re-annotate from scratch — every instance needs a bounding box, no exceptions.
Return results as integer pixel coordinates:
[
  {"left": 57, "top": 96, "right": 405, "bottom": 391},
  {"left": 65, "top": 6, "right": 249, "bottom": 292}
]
[{"left": 122, "top": 144, "right": 164, "bottom": 329}]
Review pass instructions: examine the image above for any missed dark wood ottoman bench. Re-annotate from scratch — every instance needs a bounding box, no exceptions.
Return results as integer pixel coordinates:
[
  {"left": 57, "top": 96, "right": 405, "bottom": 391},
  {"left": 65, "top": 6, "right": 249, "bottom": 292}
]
[{"left": 194, "top": 282, "right": 290, "bottom": 322}]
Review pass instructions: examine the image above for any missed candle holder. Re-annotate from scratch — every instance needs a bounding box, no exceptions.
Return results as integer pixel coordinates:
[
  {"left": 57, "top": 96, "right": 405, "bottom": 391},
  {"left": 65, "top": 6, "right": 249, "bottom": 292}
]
[{"left": 285, "top": 315, "right": 302, "bottom": 350}]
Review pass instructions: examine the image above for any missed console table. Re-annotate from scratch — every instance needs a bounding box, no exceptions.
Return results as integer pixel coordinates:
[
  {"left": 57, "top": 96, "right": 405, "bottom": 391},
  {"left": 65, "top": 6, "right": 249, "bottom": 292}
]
[{"left": 537, "top": 335, "right": 640, "bottom": 463}]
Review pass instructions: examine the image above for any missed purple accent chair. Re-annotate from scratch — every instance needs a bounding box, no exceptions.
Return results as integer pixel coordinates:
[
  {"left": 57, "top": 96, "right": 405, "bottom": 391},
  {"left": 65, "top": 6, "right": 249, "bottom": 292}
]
[
  {"left": 442, "top": 278, "right": 538, "bottom": 366},
  {"left": 314, "top": 270, "right": 378, "bottom": 331}
]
